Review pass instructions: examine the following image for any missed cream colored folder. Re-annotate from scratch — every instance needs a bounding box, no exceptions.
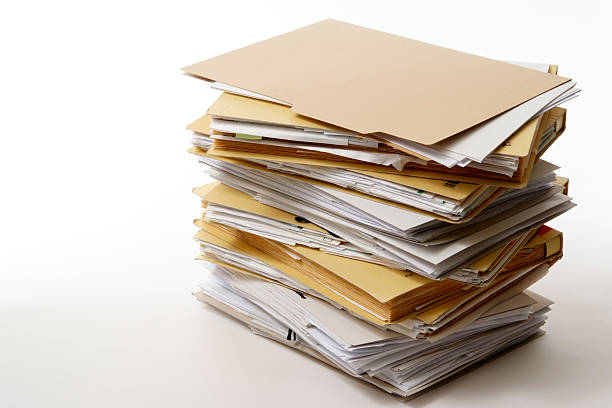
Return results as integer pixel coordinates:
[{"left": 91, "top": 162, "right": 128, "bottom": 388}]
[
  {"left": 194, "top": 218, "right": 556, "bottom": 329},
  {"left": 191, "top": 107, "right": 566, "bottom": 188},
  {"left": 183, "top": 19, "right": 569, "bottom": 145},
  {"left": 205, "top": 91, "right": 556, "bottom": 159},
  {"left": 195, "top": 181, "right": 563, "bottom": 283},
  {"left": 190, "top": 148, "right": 505, "bottom": 223}
]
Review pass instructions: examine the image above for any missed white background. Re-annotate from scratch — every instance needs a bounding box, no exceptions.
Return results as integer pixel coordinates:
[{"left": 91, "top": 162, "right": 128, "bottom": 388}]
[{"left": 1, "top": 1, "right": 611, "bottom": 407}]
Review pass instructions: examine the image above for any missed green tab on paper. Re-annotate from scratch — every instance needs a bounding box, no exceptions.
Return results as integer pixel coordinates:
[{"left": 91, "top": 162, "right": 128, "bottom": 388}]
[{"left": 236, "top": 133, "right": 262, "bottom": 140}]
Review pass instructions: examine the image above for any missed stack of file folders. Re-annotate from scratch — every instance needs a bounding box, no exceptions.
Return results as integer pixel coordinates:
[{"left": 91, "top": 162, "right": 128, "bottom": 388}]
[{"left": 183, "top": 20, "right": 578, "bottom": 398}]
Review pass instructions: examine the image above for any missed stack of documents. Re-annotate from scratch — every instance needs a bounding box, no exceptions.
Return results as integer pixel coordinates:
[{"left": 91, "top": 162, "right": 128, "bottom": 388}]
[{"left": 183, "top": 19, "right": 578, "bottom": 397}]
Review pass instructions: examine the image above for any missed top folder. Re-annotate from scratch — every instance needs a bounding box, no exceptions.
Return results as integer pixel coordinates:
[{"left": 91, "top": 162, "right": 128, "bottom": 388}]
[{"left": 183, "top": 19, "right": 570, "bottom": 145}]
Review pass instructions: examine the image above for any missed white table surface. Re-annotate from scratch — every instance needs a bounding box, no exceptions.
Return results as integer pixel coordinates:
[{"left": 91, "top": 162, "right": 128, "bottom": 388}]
[{"left": 1, "top": 1, "right": 611, "bottom": 407}]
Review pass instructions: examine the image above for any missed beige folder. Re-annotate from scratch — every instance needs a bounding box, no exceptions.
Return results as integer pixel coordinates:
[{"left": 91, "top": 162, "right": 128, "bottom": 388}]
[
  {"left": 183, "top": 19, "right": 569, "bottom": 145},
  {"left": 205, "top": 91, "right": 556, "bottom": 159},
  {"left": 192, "top": 107, "right": 566, "bottom": 188},
  {"left": 195, "top": 181, "right": 563, "bottom": 284},
  {"left": 194, "top": 217, "right": 559, "bottom": 328},
  {"left": 193, "top": 164, "right": 486, "bottom": 213},
  {"left": 189, "top": 147, "right": 504, "bottom": 223}
]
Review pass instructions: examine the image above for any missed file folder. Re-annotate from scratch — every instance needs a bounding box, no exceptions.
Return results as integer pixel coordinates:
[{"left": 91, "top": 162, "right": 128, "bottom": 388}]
[{"left": 183, "top": 19, "right": 569, "bottom": 144}]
